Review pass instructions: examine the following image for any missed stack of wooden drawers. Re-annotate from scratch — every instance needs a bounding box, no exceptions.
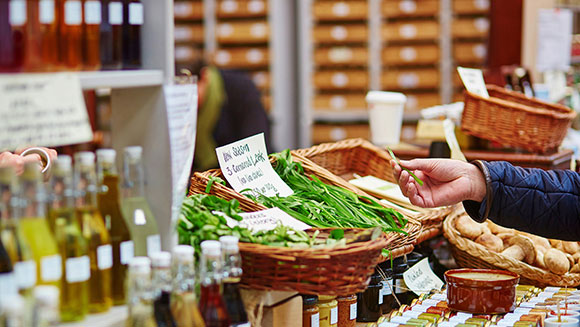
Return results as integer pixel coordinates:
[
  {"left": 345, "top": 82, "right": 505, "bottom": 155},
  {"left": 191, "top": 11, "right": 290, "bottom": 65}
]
[
  {"left": 174, "top": 0, "right": 204, "bottom": 72},
  {"left": 382, "top": 0, "right": 442, "bottom": 117}
]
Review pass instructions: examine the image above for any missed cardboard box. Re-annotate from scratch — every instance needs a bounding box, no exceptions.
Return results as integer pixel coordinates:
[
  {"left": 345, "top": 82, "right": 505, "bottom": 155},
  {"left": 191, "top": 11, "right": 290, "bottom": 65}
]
[
  {"left": 312, "top": 94, "right": 367, "bottom": 111},
  {"left": 216, "top": 21, "right": 270, "bottom": 44},
  {"left": 313, "top": 70, "right": 369, "bottom": 90},
  {"left": 174, "top": 1, "right": 203, "bottom": 20},
  {"left": 453, "top": 0, "right": 490, "bottom": 15},
  {"left": 312, "top": 124, "right": 370, "bottom": 144},
  {"left": 314, "top": 46, "right": 368, "bottom": 67},
  {"left": 174, "top": 24, "right": 204, "bottom": 43},
  {"left": 381, "top": 69, "right": 440, "bottom": 90},
  {"left": 452, "top": 17, "right": 489, "bottom": 39},
  {"left": 453, "top": 42, "right": 487, "bottom": 64},
  {"left": 212, "top": 47, "right": 270, "bottom": 68},
  {"left": 383, "top": 44, "right": 440, "bottom": 66}
]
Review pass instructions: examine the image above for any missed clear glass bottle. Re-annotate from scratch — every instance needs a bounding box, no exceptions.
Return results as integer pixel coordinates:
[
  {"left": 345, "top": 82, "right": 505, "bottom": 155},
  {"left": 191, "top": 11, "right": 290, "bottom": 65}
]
[
  {"left": 100, "top": 0, "right": 123, "bottom": 70},
  {"left": 120, "top": 146, "right": 160, "bottom": 257},
  {"left": 58, "top": 0, "right": 83, "bottom": 70},
  {"left": 199, "top": 240, "right": 230, "bottom": 327},
  {"left": 151, "top": 251, "right": 176, "bottom": 327},
  {"left": 126, "top": 256, "right": 156, "bottom": 327},
  {"left": 1, "top": 293, "right": 26, "bottom": 327},
  {"left": 73, "top": 151, "right": 112, "bottom": 313},
  {"left": 82, "top": 0, "right": 101, "bottom": 70},
  {"left": 121, "top": 0, "right": 141, "bottom": 69},
  {"left": 171, "top": 245, "right": 205, "bottom": 327},
  {"left": 33, "top": 285, "right": 60, "bottom": 326},
  {"left": 219, "top": 236, "right": 248, "bottom": 326},
  {"left": 96, "top": 149, "right": 132, "bottom": 305},
  {"left": 49, "top": 155, "right": 89, "bottom": 322}
]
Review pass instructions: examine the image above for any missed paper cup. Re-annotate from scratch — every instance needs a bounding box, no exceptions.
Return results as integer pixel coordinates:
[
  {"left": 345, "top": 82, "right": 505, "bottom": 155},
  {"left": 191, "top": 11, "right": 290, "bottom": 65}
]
[
  {"left": 546, "top": 317, "right": 580, "bottom": 327},
  {"left": 366, "top": 91, "right": 407, "bottom": 146}
]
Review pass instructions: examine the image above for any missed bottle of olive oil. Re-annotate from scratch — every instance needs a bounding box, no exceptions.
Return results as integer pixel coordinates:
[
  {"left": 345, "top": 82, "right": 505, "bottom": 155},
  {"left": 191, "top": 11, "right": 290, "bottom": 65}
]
[
  {"left": 126, "top": 257, "right": 156, "bottom": 327},
  {"left": 0, "top": 166, "right": 36, "bottom": 296},
  {"left": 73, "top": 152, "right": 112, "bottom": 313},
  {"left": 171, "top": 245, "right": 205, "bottom": 327},
  {"left": 17, "top": 162, "right": 62, "bottom": 289},
  {"left": 48, "top": 155, "right": 89, "bottom": 322},
  {"left": 96, "top": 149, "right": 132, "bottom": 305},
  {"left": 120, "top": 146, "right": 160, "bottom": 257}
]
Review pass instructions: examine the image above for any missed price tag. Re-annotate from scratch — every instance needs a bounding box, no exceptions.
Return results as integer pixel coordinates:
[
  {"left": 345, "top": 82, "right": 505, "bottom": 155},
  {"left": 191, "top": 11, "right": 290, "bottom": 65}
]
[
  {"left": 84, "top": 1, "right": 101, "bottom": 24},
  {"left": 381, "top": 280, "right": 392, "bottom": 296},
  {"left": 216, "top": 133, "right": 293, "bottom": 197},
  {"left": 330, "top": 307, "right": 338, "bottom": 325},
  {"left": 66, "top": 256, "right": 90, "bottom": 283},
  {"left": 41, "top": 254, "right": 62, "bottom": 282},
  {"left": 129, "top": 3, "right": 144, "bottom": 25},
  {"left": 224, "top": 208, "right": 310, "bottom": 231},
  {"left": 97, "top": 244, "right": 113, "bottom": 270},
  {"left": 402, "top": 258, "right": 444, "bottom": 296},
  {"left": 311, "top": 313, "right": 319, "bottom": 327},
  {"left": 120, "top": 240, "right": 134, "bottom": 265},
  {"left": 39, "top": 0, "right": 55, "bottom": 24},
  {"left": 14, "top": 260, "right": 36, "bottom": 289},
  {"left": 378, "top": 323, "right": 398, "bottom": 327},
  {"left": 147, "top": 234, "right": 161, "bottom": 256},
  {"left": 108, "top": 2, "right": 123, "bottom": 25},
  {"left": 350, "top": 303, "right": 357, "bottom": 320},
  {"left": 457, "top": 67, "right": 489, "bottom": 99}
]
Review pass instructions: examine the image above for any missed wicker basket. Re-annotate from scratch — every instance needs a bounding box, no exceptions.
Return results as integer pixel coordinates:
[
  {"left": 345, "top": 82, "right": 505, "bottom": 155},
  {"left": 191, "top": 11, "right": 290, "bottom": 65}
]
[
  {"left": 443, "top": 208, "right": 580, "bottom": 288},
  {"left": 462, "top": 85, "right": 576, "bottom": 153}
]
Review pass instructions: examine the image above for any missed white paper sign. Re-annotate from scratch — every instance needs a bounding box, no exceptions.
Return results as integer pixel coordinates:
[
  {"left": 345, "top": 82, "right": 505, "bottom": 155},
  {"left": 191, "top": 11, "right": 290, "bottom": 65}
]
[
  {"left": 224, "top": 207, "right": 310, "bottom": 231},
  {"left": 216, "top": 133, "right": 293, "bottom": 197},
  {"left": 402, "top": 257, "right": 444, "bottom": 296},
  {"left": 0, "top": 73, "right": 93, "bottom": 151},
  {"left": 536, "top": 9, "right": 572, "bottom": 73},
  {"left": 457, "top": 66, "right": 489, "bottom": 99}
]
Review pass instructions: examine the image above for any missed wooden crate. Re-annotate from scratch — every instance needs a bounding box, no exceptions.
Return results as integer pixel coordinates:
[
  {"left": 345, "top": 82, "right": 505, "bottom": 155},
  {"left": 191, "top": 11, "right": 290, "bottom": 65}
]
[
  {"left": 174, "top": 1, "right": 203, "bottom": 20},
  {"left": 312, "top": 94, "right": 367, "bottom": 111},
  {"left": 453, "top": 0, "right": 490, "bottom": 15},
  {"left": 313, "top": 1, "right": 368, "bottom": 21},
  {"left": 174, "top": 24, "right": 204, "bottom": 43},
  {"left": 382, "top": 69, "right": 440, "bottom": 90},
  {"left": 383, "top": 21, "right": 439, "bottom": 42},
  {"left": 216, "top": 0, "right": 268, "bottom": 18},
  {"left": 382, "top": 0, "right": 439, "bottom": 18},
  {"left": 312, "top": 24, "right": 368, "bottom": 44},
  {"left": 453, "top": 42, "right": 487, "bottom": 65},
  {"left": 452, "top": 17, "right": 489, "bottom": 39},
  {"left": 382, "top": 44, "right": 440, "bottom": 66},
  {"left": 216, "top": 21, "right": 270, "bottom": 44},
  {"left": 250, "top": 71, "right": 270, "bottom": 92},
  {"left": 314, "top": 47, "right": 368, "bottom": 67},
  {"left": 313, "top": 70, "right": 369, "bottom": 90},
  {"left": 212, "top": 47, "right": 270, "bottom": 69},
  {"left": 312, "top": 124, "right": 370, "bottom": 144}
]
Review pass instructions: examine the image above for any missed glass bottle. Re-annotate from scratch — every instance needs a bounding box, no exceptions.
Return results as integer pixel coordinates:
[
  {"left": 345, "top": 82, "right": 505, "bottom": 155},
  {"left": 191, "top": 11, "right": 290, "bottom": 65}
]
[
  {"left": 17, "top": 162, "right": 62, "bottom": 288},
  {"left": 82, "top": 0, "right": 100, "bottom": 70},
  {"left": 199, "top": 240, "right": 230, "bottom": 327},
  {"left": 73, "top": 151, "right": 112, "bottom": 313},
  {"left": 96, "top": 149, "right": 132, "bottom": 305},
  {"left": 0, "top": 238, "right": 18, "bottom": 311},
  {"left": 302, "top": 295, "right": 319, "bottom": 327},
  {"left": 120, "top": 146, "right": 160, "bottom": 257},
  {"left": 219, "top": 236, "right": 248, "bottom": 326},
  {"left": 0, "top": 0, "right": 27, "bottom": 72},
  {"left": 171, "top": 245, "right": 205, "bottom": 327},
  {"left": 48, "top": 155, "right": 89, "bottom": 322},
  {"left": 1, "top": 293, "right": 26, "bottom": 327},
  {"left": 356, "top": 273, "right": 382, "bottom": 322},
  {"left": 58, "top": 0, "right": 83, "bottom": 70},
  {"left": 23, "top": 0, "right": 43, "bottom": 71},
  {"left": 0, "top": 166, "right": 36, "bottom": 296},
  {"left": 38, "top": 0, "right": 58, "bottom": 70},
  {"left": 33, "top": 285, "right": 60, "bottom": 326},
  {"left": 151, "top": 251, "right": 176, "bottom": 327},
  {"left": 121, "top": 0, "right": 141, "bottom": 69},
  {"left": 318, "top": 296, "right": 338, "bottom": 327},
  {"left": 126, "top": 256, "right": 156, "bottom": 327},
  {"left": 100, "top": 0, "right": 123, "bottom": 70}
]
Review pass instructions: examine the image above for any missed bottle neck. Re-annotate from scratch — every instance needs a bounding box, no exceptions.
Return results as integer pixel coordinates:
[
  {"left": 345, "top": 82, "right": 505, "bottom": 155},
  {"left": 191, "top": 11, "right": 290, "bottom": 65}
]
[
  {"left": 172, "top": 260, "right": 195, "bottom": 293},
  {"left": 18, "top": 171, "right": 47, "bottom": 219},
  {"left": 200, "top": 254, "right": 222, "bottom": 286},
  {"left": 151, "top": 266, "right": 172, "bottom": 295},
  {"left": 74, "top": 164, "right": 98, "bottom": 208},
  {"left": 222, "top": 251, "right": 242, "bottom": 280},
  {"left": 49, "top": 169, "right": 75, "bottom": 210},
  {"left": 123, "top": 159, "right": 145, "bottom": 198},
  {"left": 0, "top": 180, "right": 18, "bottom": 227},
  {"left": 128, "top": 271, "right": 152, "bottom": 306},
  {"left": 97, "top": 161, "right": 118, "bottom": 185}
]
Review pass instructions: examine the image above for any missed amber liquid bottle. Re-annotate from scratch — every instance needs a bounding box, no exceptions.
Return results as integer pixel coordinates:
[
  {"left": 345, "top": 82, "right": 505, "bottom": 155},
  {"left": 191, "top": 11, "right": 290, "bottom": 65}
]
[
  {"left": 38, "top": 0, "right": 58, "bottom": 70},
  {"left": 82, "top": 0, "right": 100, "bottom": 70},
  {"left": 121, "top": 0, "right": 141, "bottom": 69},
  {"left": 0, "top": 0, "right": 26, "bottom": 72},
  {"left": 100, "top": 0, "right": 122, "bottom": 70},
  {"left": 23, "top": 0, "right": 43, "bottom": 71},
  {"left": 58, "top": 0, "right": 83, "bottom": 70}
]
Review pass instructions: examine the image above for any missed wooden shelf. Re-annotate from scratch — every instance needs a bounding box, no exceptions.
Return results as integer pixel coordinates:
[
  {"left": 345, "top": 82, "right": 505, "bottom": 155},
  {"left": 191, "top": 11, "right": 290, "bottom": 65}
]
[
  {"left": 79, "top": 70, "right": 164, "bottom": 90},
  {"left": 61, "top": 305, "right": 127, "bottom": 327}
]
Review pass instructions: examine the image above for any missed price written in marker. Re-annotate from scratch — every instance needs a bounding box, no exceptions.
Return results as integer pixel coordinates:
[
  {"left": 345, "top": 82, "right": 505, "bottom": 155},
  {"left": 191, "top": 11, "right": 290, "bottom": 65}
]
[{"left": 403, "top": 258, "right": 444, "bottom": 296}]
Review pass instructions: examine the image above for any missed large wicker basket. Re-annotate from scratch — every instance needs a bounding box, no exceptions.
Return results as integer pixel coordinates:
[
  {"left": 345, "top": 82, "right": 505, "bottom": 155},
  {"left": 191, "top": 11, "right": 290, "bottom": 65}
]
[
  {"left": 462, "top": 85, "right": 576, "bottom": 153},
  {"left": 443, "top": 208, "right": 580, "bottom": 288}
]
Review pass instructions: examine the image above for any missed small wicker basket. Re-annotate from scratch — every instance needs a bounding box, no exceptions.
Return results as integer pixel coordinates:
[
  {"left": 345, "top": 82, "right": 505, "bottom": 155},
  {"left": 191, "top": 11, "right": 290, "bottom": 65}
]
[
  {"left": 462, "top": 85, "right": 576, "bottom": 153},
  {"left": 443, "top": 208, "right": 580, "bottom": 288}
]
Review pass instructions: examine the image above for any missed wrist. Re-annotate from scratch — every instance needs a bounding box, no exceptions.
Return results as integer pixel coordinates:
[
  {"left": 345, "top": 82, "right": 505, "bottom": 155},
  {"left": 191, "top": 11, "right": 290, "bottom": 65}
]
[{"left": 467, "top": 162, "right": 487, "bottom": 202}]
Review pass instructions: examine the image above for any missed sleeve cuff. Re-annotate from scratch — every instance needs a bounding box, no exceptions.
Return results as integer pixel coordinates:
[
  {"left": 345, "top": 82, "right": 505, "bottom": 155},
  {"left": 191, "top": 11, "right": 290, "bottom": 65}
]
[{"left": 463, "top": 160, "right": 493, "bottom": 223}]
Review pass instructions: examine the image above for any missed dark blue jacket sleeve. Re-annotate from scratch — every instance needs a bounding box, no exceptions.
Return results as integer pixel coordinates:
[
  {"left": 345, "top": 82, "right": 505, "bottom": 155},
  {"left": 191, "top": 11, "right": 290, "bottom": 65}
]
[{"left": 463, "top": 161, "right": 580, "bottom": 241}]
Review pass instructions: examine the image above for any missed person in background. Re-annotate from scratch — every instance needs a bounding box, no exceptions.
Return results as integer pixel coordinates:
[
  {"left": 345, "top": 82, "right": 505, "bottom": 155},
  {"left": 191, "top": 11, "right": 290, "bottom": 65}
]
[
  {"left": 184, "top": 53, "right": 271, "bottom": 172},
  {"left": 392, "top": 158, "right": 580, "bottom": 241},
  {"left": 0, "top": 147, "right": 57, "bottom": 175}
]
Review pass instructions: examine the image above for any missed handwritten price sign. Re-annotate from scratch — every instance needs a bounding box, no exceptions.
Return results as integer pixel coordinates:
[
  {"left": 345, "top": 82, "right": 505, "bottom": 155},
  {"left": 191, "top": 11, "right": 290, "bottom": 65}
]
[
  {"left": 216, "top": 133, "right": 293, "bottom": 197},
  {"left": 403, "top": 258, "right": 444, "bottom": 296}
]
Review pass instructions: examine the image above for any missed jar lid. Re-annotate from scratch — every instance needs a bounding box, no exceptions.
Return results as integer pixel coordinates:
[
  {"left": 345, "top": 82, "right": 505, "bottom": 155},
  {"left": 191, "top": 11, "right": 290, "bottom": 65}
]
[
  {"left": 318, "top": 295, "right": 337, "bottom": 302},
  {"left": 302, "top": 295, "right": 318, "bottom": 305},
  {"left": 370, "top": 273, "right": 383, "bottom": 285}
]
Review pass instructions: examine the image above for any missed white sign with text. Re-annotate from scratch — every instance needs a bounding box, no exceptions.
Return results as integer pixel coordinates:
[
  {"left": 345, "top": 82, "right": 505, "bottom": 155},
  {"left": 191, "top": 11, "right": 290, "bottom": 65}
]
[
  {"left": 457, "top": 67, "right": 489, "bottom": 99},
  {"left": 403, "top": 258, "right": 444, "bottom": 296},
  {"left": 222, "top": 207, "right": 310, "bottom": 231}
]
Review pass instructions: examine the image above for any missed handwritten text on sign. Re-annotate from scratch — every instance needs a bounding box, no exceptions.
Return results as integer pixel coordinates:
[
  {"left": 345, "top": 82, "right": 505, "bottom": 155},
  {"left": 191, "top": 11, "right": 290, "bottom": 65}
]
[
  {"left": 223, "top": 208, "right": 310, "bottom": 231},
  {"left": 216, "top": 133, "right": 293, "bottom": 197},
  {"left": 403, "top": 258, "right": 444, "bottom": 296},
  {"left": 457, "top": 67, "right": 489, "bottom": 99},
  {"left": 0, "top": 73, "right": 93, "bottom": 150}
]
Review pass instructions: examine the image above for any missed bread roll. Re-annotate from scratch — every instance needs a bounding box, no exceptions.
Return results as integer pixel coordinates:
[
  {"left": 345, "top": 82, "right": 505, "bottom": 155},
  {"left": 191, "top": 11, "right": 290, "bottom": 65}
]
[
  {"left": 501, "top": 245, "right": 525, "bottom": 261},
  {"left": 485, "top": 220, "right": 513, "bottom": 234},
  {"left": 475, "top": 233, "right": 503, "bottom": 253},
  {"left": 573, "top": 252, "right": 580, "bottom": 264},
  {"left": 535, "top": 250, "right": 547, "bottom": 269},
  {"left": 504, "top": 235, "right": 536, "bottom": 264},
  {"left": 455, "top": 215, "right": 484, "bottom": 239},
  {"left": 544, "top": 248, "right": 570, "bottom": 275},
  {"left": 567, "top": 253, "right": 575, "bottom": 268},
  {"left": 563, "top": 241, "right": 580, "bottom": 255},
  {"left": 571, "top": 263, "right": 580, "bottom": 273},
  {"left": 525, "top": 234, "right": 551, "bottom": 250}
]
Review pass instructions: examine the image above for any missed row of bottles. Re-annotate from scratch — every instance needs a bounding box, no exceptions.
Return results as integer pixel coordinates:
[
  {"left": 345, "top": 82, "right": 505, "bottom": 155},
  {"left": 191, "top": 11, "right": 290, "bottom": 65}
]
[
  {"left": 0, "top": 146, "right": 160, "bottom": 323},
  {"left": 0, "top": 0, "right": 143, "bottom": 73}
]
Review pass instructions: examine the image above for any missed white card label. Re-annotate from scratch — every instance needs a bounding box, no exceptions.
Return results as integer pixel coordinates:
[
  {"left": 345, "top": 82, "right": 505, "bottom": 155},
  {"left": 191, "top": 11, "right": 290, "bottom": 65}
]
[
  {"left": 9, "top": 0, "right": 26, "bottom": 26},
  {"left": 120, "top": 241, "right": 134, "bottom": 265},
  {"left": 0, "top": 73, "right": 93, "bottom": 151},
  {"left": 109, "top": 2, "right": 123, "bottom": 25},
  {"left": 216, "top": 133, "right": 294, "bottom": 197},
  {"left": 14, "top": 260, "right": 37, "bottom": 289},
  {"left": 64, "top": 1, "right": 82, "bottom": 25},
  {"left": 41, "top": 254, "right": 62, "bottom": 282},
  {"left": 536, "top": 9, "right": 573, "bottom": 72},
  {"left": 97, "top": 244, "right": 113, "bottom": 270},
  {"left": 225, "top": 208, "right": 311, "bottom": 231},
  {"left": 350, "top": 302, "right": 357, "bottom": 320},
  {"left": 147, "top": 234, "right": 162, "bottom": 256},
  {"left": 311, "top": 313, "right": 319, "bottom": 327},
  {"left": 403, "top": 258, "right": 444, "bottom": 296},
  {"left": 378, "top": 290, "right": 383, "bottom": 304},
  {"left": 39, "top": 0, "right": 55, "bottom": 24},
  {"left": 457, "top": 66, "right": 489, "bottom": 98},
  {"left": 84, "top": 1, "right": 101, "bottom": 24},
  {"left": 129, "top": 3, "right": 144, "bottom": 25},
  {"left": 330, "top": 306, "right": 338, "bottom": 324},
  {"left": 381, "top": 281, "right": 392, "bottom": 296},
  {"left": 66, "top": 256, "right": 90, "bottom": 283}
]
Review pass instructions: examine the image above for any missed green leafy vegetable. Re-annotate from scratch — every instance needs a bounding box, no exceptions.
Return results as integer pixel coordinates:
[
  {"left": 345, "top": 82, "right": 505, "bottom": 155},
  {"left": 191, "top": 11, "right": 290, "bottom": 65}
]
[{"left": 387, "top": 147, "right": 424, "bottom": 186}]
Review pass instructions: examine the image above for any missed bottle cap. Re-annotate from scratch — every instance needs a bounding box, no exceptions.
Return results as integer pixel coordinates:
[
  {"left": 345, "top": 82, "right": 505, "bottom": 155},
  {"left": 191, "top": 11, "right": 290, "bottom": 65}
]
[
  {"left": 303, "top": 294, "right": 318, "bottom": 306},
  {"left": 74, "top": 151, "right": 95, "bottom": 165},
  {"left": 124, "top": 146, "right": 143, "bottom": 159},
  {"left": 96, "top": 149, "right": 116, "bottom": 163},
  {"left": 201, "top": 240, "right": 221, "bottom": 257},
  {"left": 173, "top": 245, "right": 195, "bottom": 263},
  {"left": 33, "top": 285, "right": 60, "bottom": 306},
  {"left": 150, "top": 251, "right": 171, "bottom": 268},
  {"left": 219, "top": 236, "right": 239, "bottom": 252},
  {"left": 55, "top": 155, "right": 72, "bottom": 170},
  {"left": 129, "top": 257, "right": 151, "bottom": 275}
]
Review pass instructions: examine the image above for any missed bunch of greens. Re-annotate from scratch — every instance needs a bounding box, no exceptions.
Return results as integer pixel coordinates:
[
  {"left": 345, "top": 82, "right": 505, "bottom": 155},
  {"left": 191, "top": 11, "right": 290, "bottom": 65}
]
[{"left": 243, "top": 150, "right": 407, "bottom": 234}]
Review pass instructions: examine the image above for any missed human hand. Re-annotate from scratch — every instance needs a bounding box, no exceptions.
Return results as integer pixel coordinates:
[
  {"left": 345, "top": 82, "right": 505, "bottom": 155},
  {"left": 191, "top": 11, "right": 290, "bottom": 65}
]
[
  {"left": 15, "top": 147, "right": 57, "bottom": 162},
  {"left": 391, "top": 158, "right": 486, "bottom": 208},
  {"left": 0, "top": 151, "right": 43, "bottom": 175}
]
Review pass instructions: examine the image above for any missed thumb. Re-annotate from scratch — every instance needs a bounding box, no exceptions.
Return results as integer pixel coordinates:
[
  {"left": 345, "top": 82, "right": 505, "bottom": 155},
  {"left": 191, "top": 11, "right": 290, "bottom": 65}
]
[{"left": 397, "top": 159, "right": 436, "bottom": 172}]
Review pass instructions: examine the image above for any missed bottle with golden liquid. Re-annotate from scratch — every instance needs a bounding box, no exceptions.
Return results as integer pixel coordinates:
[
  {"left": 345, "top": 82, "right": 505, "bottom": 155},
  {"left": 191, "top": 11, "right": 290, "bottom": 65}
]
[
  {"left": 82, "top": 0, "right": 100, "bottom": 70},
  {"left": 121, "top": 0, "right": 142, "bottom": 69},
  {"left": 17, "top": 162, "right": 62, "bottom": 289},
  {"left": 171, "top": 245, "right": 205, "bottom": 327},
  {"left": 48, "top": 155, "right": 89, "bottom": 322},
  {"left": 126, "top": 257, "right": 156, "bottom": 327},
  {"left": 96, "top": 149, "right": 132, "bottom": 305},
  {"left": 0, "top": 166, "right": 36, "bottom": 297},
  {"left": 100, "top": 0, "right": 123, "bottom": 70},
  {"left": 23, "top": 0, "right": 43, "bottom": 71},
  {"left": 1, "top": 0, "right": 27, "bottom": 72},
  {"left": 58, "top": 0, "right": 83, "bottom": 70},
  {"left": 73, "top": 151, "right": 112, "bottom": 313},
  {"left": 38, "top": 0, "right": 59, "bottom": 70}
]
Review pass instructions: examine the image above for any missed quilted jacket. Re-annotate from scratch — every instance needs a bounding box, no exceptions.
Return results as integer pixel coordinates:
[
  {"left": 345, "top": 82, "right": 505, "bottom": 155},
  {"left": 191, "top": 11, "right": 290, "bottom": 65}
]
[{"left": 463, "top": 161, "right": 580, "bottom": 241}]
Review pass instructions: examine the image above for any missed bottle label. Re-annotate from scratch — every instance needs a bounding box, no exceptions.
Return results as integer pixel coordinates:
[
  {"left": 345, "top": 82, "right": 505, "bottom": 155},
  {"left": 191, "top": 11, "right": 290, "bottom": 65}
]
[
  {"left": 64, "top": 0, "right": 82, "bottom": 26},
  {"left": 395, "top": 278, "right": 406, "bottom": 294},
  {"left": 84, "top": 1, "right": 102, "bottom": 24},
  {"left": 41, "top": 255, "right": 62, "bottom": 282},
  {"left": 120, "top": 240, "right": 134, "bottom": 265},
  {"left": 39, "top": 0, "right": 55, "bottom": 24},
  {"left": 9, "top": 0, "right": 27, "bottom": 26},
  {"left": 97, "top": 244, "right": 113, "bottom": 270},
  {"left": 147, "top": 234, "right": 161, "bottom": 256},
  {"left": 330, "top": 306, "right": 338, "bottom": 324},
  {"left": 109, "top": 2, "right": 123, "bottom": 25},
  {"left": 129, "top": 3, "right": 144, "bottom": 25},
  {"left": 382, "top": 280, "right": 392, "bottom": 296},
  {"left": 66, "top": 256, "right": 90, "bottom": 283},
  {"left": 350, "top": 302, "right": 357, "bottom": 320},
  {"left": 0, "top": 273, "right": 18, "bottom": 305},
  {"left": 311, "top": 313, "right": 319, "bottom": 327},
  {"left": 14, "top": 260, "right": 37, "bottom": 289},
  {"left": 379, "top": 289, "right": 384, "bottom": 305}
]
